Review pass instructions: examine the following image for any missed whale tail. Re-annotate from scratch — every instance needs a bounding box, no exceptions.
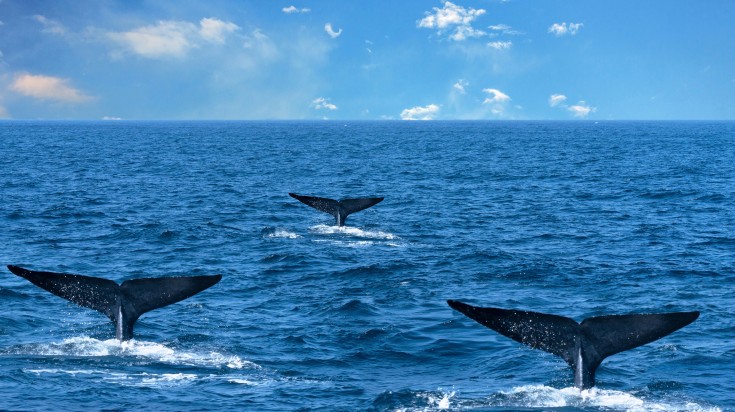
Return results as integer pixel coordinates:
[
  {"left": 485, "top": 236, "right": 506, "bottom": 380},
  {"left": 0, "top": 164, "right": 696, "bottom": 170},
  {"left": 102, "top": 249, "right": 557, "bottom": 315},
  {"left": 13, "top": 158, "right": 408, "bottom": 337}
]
[
  {"left": 7, "top": 265, "right": 221, "bottom": 341},
  {"left": 447, "top": 300, "right": 698, "bottom": 389},
  {"left": 289, "top": 193, "right": 383, "bottom": 226}
]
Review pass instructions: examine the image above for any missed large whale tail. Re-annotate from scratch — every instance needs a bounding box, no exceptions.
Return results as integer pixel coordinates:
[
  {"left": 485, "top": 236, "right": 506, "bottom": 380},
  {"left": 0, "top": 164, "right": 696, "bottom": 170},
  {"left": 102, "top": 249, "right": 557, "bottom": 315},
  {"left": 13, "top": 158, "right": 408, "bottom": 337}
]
[
  {"left": 289, "top": 193, "right": 383, "bottom": 226},
  {"left": 7, "top": 265, "right": 221, "bottom": 341},
  {"left": 447, "top": 300, "right": 698, "bottom": 389}
]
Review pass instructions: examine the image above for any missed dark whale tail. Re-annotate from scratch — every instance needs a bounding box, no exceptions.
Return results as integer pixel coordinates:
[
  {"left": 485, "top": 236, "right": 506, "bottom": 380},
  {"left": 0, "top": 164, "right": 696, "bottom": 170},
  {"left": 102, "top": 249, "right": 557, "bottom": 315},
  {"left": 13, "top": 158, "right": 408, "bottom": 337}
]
[
  {"left": 7, "top": 265, "right": 221, "bottom": 341},
  {"left": 447, "top": 300, "right": 698, "bottom": 389},
  {"left": 289, "top": 193, "right": 383, "bottom": 226}
]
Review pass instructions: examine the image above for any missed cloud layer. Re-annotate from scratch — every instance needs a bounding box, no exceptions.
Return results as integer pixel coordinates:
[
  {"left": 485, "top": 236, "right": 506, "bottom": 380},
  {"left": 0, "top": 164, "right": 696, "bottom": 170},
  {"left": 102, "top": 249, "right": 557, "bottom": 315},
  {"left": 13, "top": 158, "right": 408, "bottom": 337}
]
[
  {"left": 548, "top": 94, "right": 567, "bottom": 107},
  {"left": 418, "top": 1, "right": 486, "bottom": 41},
  {"left": 34, "top": 15, "right": 66, "bottom": 35},
  {"left": 568, "top": 101, "right": 595, "bottom": 117},
  {"left": 108, "top": 18, "right": 239, "bottom": 58},
  {"left": 482, "top": 88, "right": 511, "bottom": 116},
  {"left": 487, "top": 41, "right": 512, "bottom": 50},
  {"left": 549, "top": 93, "right": 595, "bottom": 117},
  {"left": 312, "top": 97, "right": 337, "bottom": 110},
  {"left": 324, "top": 23, "right": 342, "bottom": 39},
  {"left": 401, "top": 104, "right": 440, "bottom": 120},
  {"left": 10, "top": 73, "right": 91, "bottom": 103},
  {"left": 548, "top": 22, "right": 583, "bottom": 36},
  {"left": 282, "top": 6, "right": 311, "bottom": 14}
]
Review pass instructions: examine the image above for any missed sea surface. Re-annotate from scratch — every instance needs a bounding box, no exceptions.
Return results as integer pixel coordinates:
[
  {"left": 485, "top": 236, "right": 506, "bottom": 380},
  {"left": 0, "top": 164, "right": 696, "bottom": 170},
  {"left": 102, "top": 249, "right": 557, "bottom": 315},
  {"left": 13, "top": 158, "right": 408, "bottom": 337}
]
[{"left": 1, "top": 121, "right": 733, "bottom": 411}]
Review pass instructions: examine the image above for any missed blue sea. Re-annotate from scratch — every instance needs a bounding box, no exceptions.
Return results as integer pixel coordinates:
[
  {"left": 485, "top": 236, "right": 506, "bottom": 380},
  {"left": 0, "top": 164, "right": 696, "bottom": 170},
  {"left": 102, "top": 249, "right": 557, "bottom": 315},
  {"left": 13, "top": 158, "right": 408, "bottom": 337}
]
[{"left": 1, "top": 121, "right": 733, "bottom": 411}]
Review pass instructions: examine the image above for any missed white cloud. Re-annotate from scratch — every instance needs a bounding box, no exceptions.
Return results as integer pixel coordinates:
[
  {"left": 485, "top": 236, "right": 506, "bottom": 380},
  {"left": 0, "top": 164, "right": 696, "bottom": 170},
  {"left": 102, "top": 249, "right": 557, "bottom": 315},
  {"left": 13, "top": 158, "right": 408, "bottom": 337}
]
[
  {"left": 549, "top": 94, "right": 594, "bottom": 117},
  {"left": 568, "top": 101, "right": 596, "bottom": 117},
  {"left": 109, "top": 21, "right": 195, "bottom": 58},
  {"left": 453, "top": 79, "right": 468, "bottom": 94},
  {"left": 10, "top": 73, "right": 91, "bottom": 103},
  {"left": 487, "top": 40, "right": 512, "bottom": 50},
  {"left": 34, "top": 15, "right": 66, "bottom": 35},
  {"left": 568, "top": 23, "right": 583, "bottom": 34},
  {"left": 482, "top": 88, "right": 510, "bottom": 104},
  {"left": 418, "top": 1, "right": 486, "bottom": 41},
  {"left": 324, "top": 23, "right": 342, "bottom": 39},
  {"left": 488, "top": 24, "right": 522, "bottom": 35},
  {"left": 548, "top": 23, "right": 566, "bottom": 36},
  {"left": 312, "top": 97, "right": 337, "bottom": 110},
  {"left": 108, "top": 18, "right": 239, "bottom": 59},
  {"left": 282, "top": 6, "right": 311, "bottom": 14},
  {"left": 548, "top": 22, "right": 583, "bottom": 36},
  {"left": 548, "top": 94, "right": 567, "bottom": 107},
  {"left": 449, "top": 25, "right": 486, "bottom": 41},
  {"left": 238, "top": 29, "right": 280, "bottom": 66},
  {"left": 199, "top": 18, "right": 239, "bottom": 44},
  {"left": 481, "top": 88, "right": 511, "bottom": 116},
  {"left": 488, "top": 24, "right": 510, "bottom": 31},
  {"left": 401, "top": 104, "right": 440, "bottom": 120}
]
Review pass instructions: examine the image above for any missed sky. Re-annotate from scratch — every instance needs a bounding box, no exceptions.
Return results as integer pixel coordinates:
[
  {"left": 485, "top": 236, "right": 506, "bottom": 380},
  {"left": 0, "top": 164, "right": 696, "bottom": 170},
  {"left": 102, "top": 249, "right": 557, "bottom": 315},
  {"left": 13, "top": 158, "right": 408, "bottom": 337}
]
[{"left": 0, "top": 0, "right": 733, "bottom": 120}]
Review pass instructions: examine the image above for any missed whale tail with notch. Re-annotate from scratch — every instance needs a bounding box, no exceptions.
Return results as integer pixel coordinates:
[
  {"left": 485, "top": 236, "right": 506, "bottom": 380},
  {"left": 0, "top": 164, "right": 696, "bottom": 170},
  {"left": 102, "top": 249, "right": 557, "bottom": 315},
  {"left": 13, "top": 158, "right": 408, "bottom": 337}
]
[
  {"left": 447, "top": 300, "right": 698, "bottom": 389},
  {"left": 289, "top": 193, "right": 383, "bottom": 226},
  {"left": 7, "top": 265, "right": 221, "bottom": 341}
]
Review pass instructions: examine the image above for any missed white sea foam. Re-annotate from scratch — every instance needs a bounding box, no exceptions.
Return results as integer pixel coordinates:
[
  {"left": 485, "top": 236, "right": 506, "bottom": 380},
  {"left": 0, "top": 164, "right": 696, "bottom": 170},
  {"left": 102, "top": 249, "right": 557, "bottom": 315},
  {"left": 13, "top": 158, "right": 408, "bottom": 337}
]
[
  {"left": 138, "top": 373, "right": 198, "bottom": 387},
  {"left": 25, "top": 368, "right": 201, "bottom": 388},
  {"left": 310, "top": 224, "right": 398, "bottom": 240},
  {"left": 404, "top": 390, "right": 456, "bottom": 412},
  {"left": 312, "top": 238, "right": 379, "bottom": 248},
  {"left": 434, "top": 391, "right": 454, "bottom": 409},
  {"left": 22, "top": 337, "right": 256, "bottom": 370},
  {"left": 229, "top": 378, "right": 259, "bottom": 385},
  {"left": 495, "top": 385, "right": 721, "bottom": 412},
  {"left": 265, "top": 228, "right": 302, "bottom": 239},
  {"left": 25, "top": 368, "right": 101, "bottom": 376}
]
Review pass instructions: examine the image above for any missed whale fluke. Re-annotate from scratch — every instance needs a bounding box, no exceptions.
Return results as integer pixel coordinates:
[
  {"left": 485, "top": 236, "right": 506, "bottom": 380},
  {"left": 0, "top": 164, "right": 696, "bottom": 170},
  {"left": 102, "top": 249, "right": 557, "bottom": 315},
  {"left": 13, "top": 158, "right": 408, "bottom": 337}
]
[
  {"left": 7, "top": 265, "right": 221, "bottom": 341},
  {"left": 289, "top": 193, "right": 383, "bottom": 226},
  {"left": 447, "top": 300, "right": 699, "bottom": 389}
]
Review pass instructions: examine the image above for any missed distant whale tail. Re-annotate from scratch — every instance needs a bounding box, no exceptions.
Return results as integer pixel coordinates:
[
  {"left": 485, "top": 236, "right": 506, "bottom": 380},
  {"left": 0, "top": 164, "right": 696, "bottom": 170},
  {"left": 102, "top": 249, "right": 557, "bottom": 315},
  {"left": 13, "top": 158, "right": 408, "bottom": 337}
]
[
  {"left": 7, "top": 265, "right": 221, "bottom": 341},
  {"left": 447, "top": 300, "right": 698, "bottom": 389},
  {"left": 289, "top": 193, "right": 383, "bottom": 226}
]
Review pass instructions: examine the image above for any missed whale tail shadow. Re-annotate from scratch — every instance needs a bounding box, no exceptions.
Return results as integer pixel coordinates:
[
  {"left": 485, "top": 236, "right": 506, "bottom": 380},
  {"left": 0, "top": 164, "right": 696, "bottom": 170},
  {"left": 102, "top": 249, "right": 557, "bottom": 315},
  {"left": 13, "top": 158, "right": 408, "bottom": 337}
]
[
  {"left": 447, "top": 300, "right": 698, "bottom": 389},
  {"left": 289, "top": 193, "right": 383, "bottom": 226},
  {"left": 7, "top": 265, "right": 221, "bottom": 341}
]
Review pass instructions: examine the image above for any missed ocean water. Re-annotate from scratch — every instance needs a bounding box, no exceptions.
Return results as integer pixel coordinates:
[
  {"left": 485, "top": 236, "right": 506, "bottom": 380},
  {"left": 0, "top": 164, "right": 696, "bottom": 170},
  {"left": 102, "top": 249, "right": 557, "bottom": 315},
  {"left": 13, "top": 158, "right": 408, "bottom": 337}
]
[{"left": 0, "top": 120, "right": 733, "bottom": 411}]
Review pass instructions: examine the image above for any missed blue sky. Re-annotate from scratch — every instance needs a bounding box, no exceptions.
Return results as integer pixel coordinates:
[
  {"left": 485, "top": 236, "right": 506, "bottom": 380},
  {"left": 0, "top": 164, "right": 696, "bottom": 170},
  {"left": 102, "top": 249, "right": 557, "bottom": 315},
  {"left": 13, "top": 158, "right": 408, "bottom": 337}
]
[{"left": 1, "top": 0, "right": 733, "bottom": 120}]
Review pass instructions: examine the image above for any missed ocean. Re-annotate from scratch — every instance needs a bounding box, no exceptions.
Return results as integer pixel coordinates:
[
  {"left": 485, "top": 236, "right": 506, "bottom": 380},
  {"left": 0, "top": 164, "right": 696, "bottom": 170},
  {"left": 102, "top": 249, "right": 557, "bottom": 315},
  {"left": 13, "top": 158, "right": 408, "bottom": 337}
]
[{"left": 0, "top": 121, "right": 733, "bottom": 411}]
